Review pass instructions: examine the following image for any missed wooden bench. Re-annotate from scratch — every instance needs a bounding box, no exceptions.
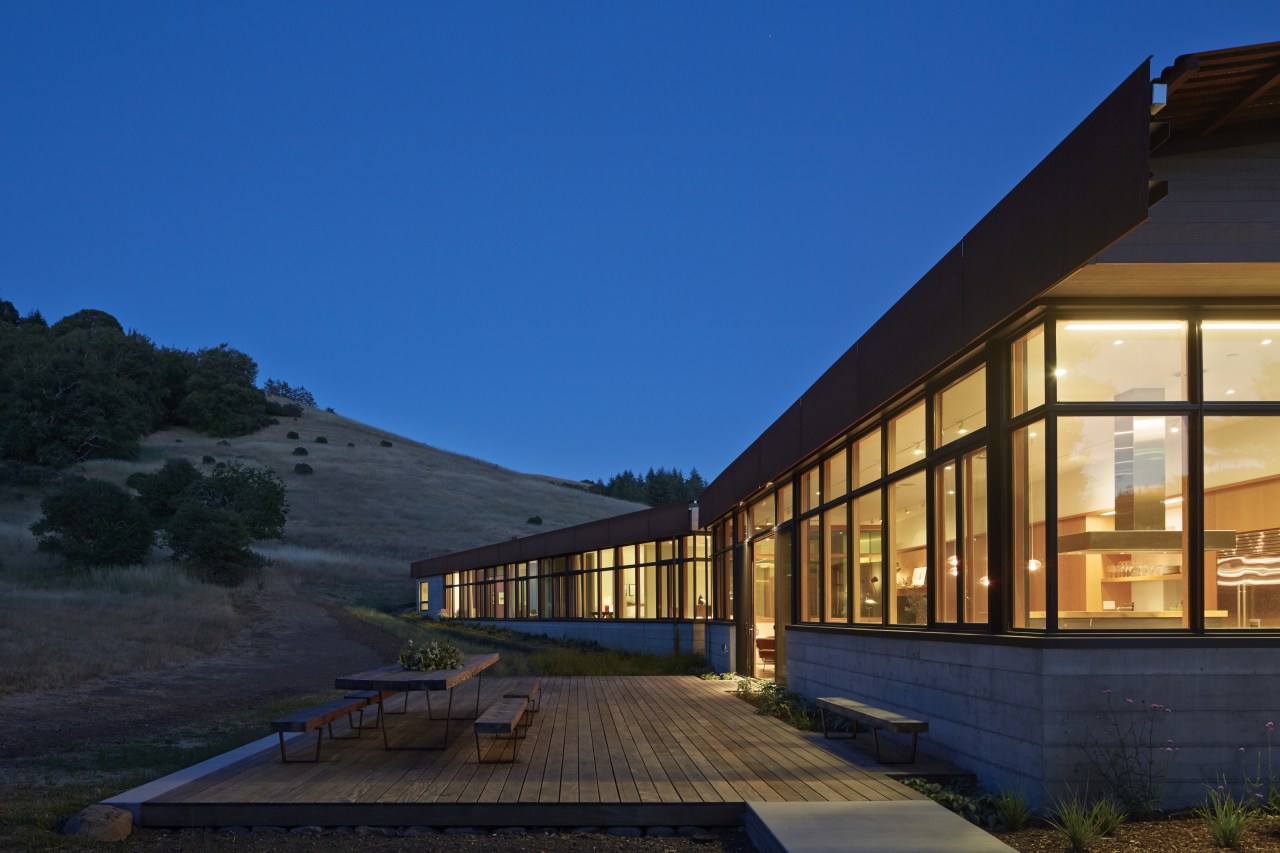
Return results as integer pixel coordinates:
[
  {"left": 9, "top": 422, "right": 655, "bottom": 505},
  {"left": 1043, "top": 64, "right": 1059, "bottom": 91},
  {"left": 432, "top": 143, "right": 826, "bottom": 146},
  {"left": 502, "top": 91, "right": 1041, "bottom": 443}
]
[
  {"left": 271, "top": 696, "right": 371, "bottom": 763},
  {"left": 344, "top": 689, "right": 403, "bottom": 725},
  {"left": 815, "top": 696, "right": 928, "bottom": 764},
  {"left": 502, "top": 677, "right": 541, "bottom": 712},
  {"left": 474, "top": 697, "right": 528, "bottom": 763}
]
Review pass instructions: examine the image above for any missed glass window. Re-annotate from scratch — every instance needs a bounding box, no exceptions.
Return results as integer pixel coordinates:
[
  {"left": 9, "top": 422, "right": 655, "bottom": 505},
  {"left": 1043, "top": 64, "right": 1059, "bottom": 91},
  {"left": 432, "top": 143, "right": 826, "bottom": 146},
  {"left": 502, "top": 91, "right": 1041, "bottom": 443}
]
[
  {"left": 854, "top": 429, "right": 882, "bottom": 488},
  {"left": 750, "top": 492, "right": 775, "bottom": 534},
  {"left": 1056, "top": 415, "right": 1188, "bottom": 630},
  {"left": 963, "top": 450, "right": 990, "bottom": 624},
  {"left": 640, "top": 542, "right": 657, "bottom": 564},
  {"left": 600, "top": 568, "right": 616, "bottom": 617},
  {"left": 889, "top": 402, "right": 926, "bottom": 473},
  {"left": 824, "top": 504, "right": 849, "bottom": 622},
  {"left": 1012, "top": 325, "right": 1045, "bottom": 415},
  {"left": 889, "top": 471, "right": 927, "bottom": 625},
  {"left": 853, "top": 490, "right": 883, "bottom": 624},
  {"left": 801, "top": 464, "right": 821, "bottom": 513},
  {"left": 824, "top": 449, "right": 848, "bottom": 501},
  {"left": 935, "top": 463, "right": 959, "bottom": 623},
  {"left": 1055, "top": 320, "right": 1187, "bottom": 402},
  {"left": 774, "top": 481, "right": 794, "bottom": 523},
  {"left": 1204, "top": 416, "right": 1280, "bottom": 628},
  {"left": 799, "top": 516, "right": 821, "bottom": 622},
  {"left": 620, "top": 566, "right": 636, "bottom": 618},
  {"left": 936, "top": 367, "right": 986, "bottom": 446},
  {"left": 1202, "top": 321, "right": 1280, "bottom": 402}
]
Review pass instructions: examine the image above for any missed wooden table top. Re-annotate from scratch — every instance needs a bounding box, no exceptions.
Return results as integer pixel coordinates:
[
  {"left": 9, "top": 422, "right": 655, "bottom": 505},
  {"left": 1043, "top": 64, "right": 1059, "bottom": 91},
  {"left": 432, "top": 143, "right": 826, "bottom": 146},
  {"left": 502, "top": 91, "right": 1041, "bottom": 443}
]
[{"left": 334, "top": 653, "right": 498, "bottom": 692}]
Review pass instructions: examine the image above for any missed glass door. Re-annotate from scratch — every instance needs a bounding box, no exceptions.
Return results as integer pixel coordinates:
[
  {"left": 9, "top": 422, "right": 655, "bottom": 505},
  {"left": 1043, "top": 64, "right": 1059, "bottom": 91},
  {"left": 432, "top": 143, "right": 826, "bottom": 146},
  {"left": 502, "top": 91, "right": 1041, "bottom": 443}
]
[{"left": 751, "top": 535, "right": 776, "bottom": 678}]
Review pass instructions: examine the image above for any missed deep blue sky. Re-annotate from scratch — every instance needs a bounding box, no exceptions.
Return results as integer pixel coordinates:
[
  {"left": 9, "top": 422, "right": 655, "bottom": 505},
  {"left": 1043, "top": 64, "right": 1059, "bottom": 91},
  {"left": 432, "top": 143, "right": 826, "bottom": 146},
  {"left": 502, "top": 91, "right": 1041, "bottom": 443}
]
[{"left": 3, "top": 4, "right": 1276, "bottom": 482}]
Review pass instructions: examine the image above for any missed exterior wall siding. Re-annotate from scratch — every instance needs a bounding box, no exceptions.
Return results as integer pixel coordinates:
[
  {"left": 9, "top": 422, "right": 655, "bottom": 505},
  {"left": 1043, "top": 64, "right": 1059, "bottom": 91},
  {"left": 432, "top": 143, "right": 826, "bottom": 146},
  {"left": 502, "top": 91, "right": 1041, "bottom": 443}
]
[
  {"left": 785, "top": 628, "right": 1278, "bottom": 808},
  {"left": 463, "top": 619, "right": 729, "bottom": 666}
]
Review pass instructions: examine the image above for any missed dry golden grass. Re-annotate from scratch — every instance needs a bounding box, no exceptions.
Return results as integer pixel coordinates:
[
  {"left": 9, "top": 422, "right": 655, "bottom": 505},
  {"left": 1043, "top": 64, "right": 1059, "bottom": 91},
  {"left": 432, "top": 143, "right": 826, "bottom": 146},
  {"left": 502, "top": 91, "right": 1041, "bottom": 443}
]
[{"left": 0, "top": 406, "right": 642, "bottom": 692}]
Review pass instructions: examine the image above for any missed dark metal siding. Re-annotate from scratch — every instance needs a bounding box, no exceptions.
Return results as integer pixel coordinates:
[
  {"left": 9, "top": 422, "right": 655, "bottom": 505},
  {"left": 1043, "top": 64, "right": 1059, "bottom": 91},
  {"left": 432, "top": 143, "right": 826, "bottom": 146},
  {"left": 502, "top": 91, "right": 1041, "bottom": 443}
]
[
  {"left": 410, "top": 501, "right": 694, "bottom": 578},
  {"left": 699, "top": 60, "right": 1153, "bottom": 523}
]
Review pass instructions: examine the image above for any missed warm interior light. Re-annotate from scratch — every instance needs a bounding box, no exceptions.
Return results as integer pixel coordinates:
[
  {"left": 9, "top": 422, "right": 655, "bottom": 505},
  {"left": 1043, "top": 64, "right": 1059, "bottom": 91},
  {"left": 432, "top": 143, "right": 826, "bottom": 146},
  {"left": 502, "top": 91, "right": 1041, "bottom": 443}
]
[
  {"left": 1164, "top": 497, "right": 1183, "bottom": 505},
  {"left": 1028, "top": 559, "right": 1042, "bottom": 572},
  {"left": 1114, "top": 339, "right": 1124, "bottom": 346},
  {"left": 1101, "top": 510, "right": 1116, "bottom": 517},
  {"left": 1264, "top": 339, "right": 1274, "bottom": 346},
  {"left": 1064, "top": 322, "right": 1184, "bottom": 331},
  {"left": 1053, "top": 368, "right": 1067, "bottom": 377},
  {"left": 980, "top": 576, "right": 990, "bottom": 587},
  {"left": 1202, "top": 322, "right": 1280, "bottom": 330}
]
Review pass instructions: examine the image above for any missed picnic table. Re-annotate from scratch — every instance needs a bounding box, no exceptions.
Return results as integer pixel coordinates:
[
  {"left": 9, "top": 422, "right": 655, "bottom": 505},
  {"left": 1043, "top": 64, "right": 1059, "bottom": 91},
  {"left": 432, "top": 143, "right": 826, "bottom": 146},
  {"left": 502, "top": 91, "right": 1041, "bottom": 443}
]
[{"left": 335, "top": 653, "right": 498, "bottom": 750}]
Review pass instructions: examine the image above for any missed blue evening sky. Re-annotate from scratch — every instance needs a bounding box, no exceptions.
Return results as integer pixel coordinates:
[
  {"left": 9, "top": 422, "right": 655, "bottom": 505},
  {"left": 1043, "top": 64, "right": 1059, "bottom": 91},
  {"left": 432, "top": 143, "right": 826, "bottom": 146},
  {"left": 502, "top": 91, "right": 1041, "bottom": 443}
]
[{"left": 2, "top": 3, "right": 1276, "bottom": 482}]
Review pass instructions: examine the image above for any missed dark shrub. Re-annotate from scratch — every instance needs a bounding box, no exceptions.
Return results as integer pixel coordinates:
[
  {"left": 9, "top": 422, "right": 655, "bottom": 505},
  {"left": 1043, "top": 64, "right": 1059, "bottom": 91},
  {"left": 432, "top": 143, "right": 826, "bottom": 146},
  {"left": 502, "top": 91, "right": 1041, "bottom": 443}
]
[
  {"left": 30, "top": 478, "right": 154, "bottom": 567},
  {"left": 314, "top": 436, "right": 328, "bottom": 444},
  {"left": 294, "top": 463, "right": 313, "bottom": 475},
  {"left": 127, "top": 458, "right": 204, "bottom": 522},
  {"left": 347, "top": 442, "right": 355, "bottom": 448},
  {"left": 216, "top": 440, "right": 230, "bottom": 447},
  {"left": 264, "top": 400, "right": 303, "bottom": 417},
  {"left": 380, "top": 439, "right": 393, "bottom": 447},
  {"left": 286, "top": 430, "right": 299, "bottom": 440},
  {"left": 202, "top": 455, "right": 215, "bottom": 465},
  {"left": 527, "top": 515, "right": 543, "bottom": 525},
  {"left": 292, "top": 447, "right": 308, "bottom": 456}
]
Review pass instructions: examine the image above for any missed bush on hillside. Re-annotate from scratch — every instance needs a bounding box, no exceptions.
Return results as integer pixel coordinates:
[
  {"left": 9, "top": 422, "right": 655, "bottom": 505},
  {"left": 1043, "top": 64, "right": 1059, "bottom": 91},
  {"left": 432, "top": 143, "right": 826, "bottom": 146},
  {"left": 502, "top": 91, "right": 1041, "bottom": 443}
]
[
  {"left": 127, "top": 459, "right": 204, "bottom": 522},
  {"left": 264, "top": 400, "right": 303, "bottom": 417},
  {"left": 30, "top": 478, "right": 154, "bottom": 568},
  {"left": 262, "top": 378, "right": 317, "bottom": 408},
  {"left": 527, "top": 515, "right": 543, "bottom": 525},
  {"left": 173, "top": 344, "right": 274, "bottom": 437},
  {"left": 292, "top": 447, "right": 308, "bottom": 456},
  {"left": 380, "top": 439, "right": 393, "bottom": 447},
  {"left": 161, "top": 463, "right": 286, "bottom": 583},
  {"left": 294, "top": 463, "right": 313, "bottom": 475},
  {"left": 202, "top": 455, "right": 215, "bottom": 464},
  {"left": 346, "top": 442, "right": 355, "bottom": 447},
  {"left": 287, "top": 430, "right": 299, "bottom": 440},
  {"left": 314, "top": 436, "right": 328, "bottom": 444}
]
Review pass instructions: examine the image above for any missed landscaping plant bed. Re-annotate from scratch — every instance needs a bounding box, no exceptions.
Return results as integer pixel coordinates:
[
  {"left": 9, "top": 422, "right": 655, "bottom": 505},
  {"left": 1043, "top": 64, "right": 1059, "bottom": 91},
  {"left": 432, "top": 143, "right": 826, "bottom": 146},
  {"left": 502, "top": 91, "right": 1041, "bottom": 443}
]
[{"left": 992, "top": 811, "right": 1280, "bottom": 852}]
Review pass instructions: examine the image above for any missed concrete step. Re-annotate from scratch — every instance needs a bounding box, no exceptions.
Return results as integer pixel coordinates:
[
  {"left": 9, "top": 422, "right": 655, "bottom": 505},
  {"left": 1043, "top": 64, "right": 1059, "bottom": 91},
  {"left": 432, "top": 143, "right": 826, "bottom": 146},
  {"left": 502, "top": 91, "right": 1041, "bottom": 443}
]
[{"left": 745, "top": 800, "right": 1018, "bottom": 853}]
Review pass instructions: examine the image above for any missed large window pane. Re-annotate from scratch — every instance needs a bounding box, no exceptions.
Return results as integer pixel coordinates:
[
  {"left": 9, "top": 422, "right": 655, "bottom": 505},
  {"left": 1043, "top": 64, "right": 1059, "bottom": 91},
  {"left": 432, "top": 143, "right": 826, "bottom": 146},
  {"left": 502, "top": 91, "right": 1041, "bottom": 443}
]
[
  {"left": 963, "top": 450, "right": 990, "bottom": 624},
  {"left": 889, "top": 472, "right": 927, "bottom": 625},
  {"left": 853, "top": 490, "right": 883, "bottom": 624},
  {"left": 801, "top": 465, "right": 821, "bottom": 513},
  {"left": 935, "top": 463, "right": 958, "bottom": 623},
  {"left": 890, "top": 402, "right": 926, "bottom": 473},
  {"left": 1013, "top": 325, "right": 1045, "bottom": 415},
  {"left": 824, "top": 449, "right": 848, "bottom": 501},
  {"left": 750, "top": 492, "right": 775, "bottom": 535},
  {"left": 1204, "top": 417, "right": 1280, "bottom": 628},
  {"left": 1056, "top": 415, "right": 1188, "bottom": 629},
  {"left": 1202, "top": 321, "right": 1280, "bottom": 402},
  {"left": 1012, "top": 422, "right": 1045, "bottom": 628},
  {"left": 824, "top": 504, "right": 849, "bottom": 622},
  {"left": 777, "top": 481, "right": 794, "bottom": 523},
  {"left": 799, "top": 517, "right": 821, "bottom": 622},
  {"left": 855, "top": 429, "right": 882, "bottom": 488},
  {"left": 936, "top": 367, "right": 986, "bottom": 446},
  {"left": 1055, "top": 320, "right": 1187, "bottom": 402}
]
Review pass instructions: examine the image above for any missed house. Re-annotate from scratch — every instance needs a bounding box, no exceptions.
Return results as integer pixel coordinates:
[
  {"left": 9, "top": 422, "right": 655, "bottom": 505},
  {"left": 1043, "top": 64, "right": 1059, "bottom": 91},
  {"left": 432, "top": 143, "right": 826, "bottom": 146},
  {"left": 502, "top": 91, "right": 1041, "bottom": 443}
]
[{"left": 412, "top": 40, "right": 1280, "bottom": 806}]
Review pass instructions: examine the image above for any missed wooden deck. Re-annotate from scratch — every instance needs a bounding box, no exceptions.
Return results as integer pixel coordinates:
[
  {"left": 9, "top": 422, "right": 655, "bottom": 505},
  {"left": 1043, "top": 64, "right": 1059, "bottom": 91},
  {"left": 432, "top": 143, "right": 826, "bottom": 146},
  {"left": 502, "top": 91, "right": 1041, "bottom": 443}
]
[{"left": 138, "top": 676, "right": 924, "bottom": 828}]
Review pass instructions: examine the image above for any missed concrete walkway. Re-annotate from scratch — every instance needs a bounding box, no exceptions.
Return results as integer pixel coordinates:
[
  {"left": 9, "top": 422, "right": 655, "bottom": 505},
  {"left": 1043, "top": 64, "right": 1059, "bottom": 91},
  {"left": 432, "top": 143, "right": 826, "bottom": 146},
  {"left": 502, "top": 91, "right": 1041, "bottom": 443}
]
[{"left": 746, "top": 801, "right": 1018, "bottom": 853}]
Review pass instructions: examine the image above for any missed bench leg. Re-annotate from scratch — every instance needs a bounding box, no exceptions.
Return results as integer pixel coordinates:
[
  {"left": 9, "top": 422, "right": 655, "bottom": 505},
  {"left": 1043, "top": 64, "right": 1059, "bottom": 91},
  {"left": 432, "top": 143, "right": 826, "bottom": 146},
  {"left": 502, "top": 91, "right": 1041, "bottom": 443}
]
[
  {"left": 820, "top": 709, "right": 857, "bottom": 740},
  {"left": 278, "top": 730, "right": 323, "bottom": 763},
  {"left": 327, "top": 708, "right": 365, "bottom": 740},
  {"left": 870, "top": 728, "right": 919, "bottom": 764}
]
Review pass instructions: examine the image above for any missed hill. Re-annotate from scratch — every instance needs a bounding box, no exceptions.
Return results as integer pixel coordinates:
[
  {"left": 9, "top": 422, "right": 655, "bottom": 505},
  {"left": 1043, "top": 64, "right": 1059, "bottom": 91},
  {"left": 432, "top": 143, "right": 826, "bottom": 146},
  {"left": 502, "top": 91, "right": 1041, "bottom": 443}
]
[{"left": 0, "top": 406, "right": 643, "bottom": 695}]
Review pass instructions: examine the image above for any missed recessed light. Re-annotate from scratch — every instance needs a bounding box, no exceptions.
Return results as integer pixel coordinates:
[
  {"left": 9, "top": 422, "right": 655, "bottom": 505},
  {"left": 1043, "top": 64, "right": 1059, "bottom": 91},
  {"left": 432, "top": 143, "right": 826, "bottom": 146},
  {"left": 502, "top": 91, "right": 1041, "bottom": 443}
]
[
  {"left": 1226, "top": 389, "right": 1237, "bottom": 395},
  {"left": 1114, "top": 339, "right": 1124, "bottom": 346},
  {"left": 1053, "top": 368, "right": 1067, "bottom": 377},
  {"left": 1265, "top": 340, "right": 1274, "bottom": 346}
]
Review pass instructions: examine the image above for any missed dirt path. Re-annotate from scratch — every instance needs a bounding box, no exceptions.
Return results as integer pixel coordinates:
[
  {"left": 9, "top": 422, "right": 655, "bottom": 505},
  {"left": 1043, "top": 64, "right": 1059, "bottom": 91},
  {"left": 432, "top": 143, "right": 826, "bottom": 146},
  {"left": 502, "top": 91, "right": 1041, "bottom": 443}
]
[{"left": 0, "top": 593, "right": 402, "bottom": 768}]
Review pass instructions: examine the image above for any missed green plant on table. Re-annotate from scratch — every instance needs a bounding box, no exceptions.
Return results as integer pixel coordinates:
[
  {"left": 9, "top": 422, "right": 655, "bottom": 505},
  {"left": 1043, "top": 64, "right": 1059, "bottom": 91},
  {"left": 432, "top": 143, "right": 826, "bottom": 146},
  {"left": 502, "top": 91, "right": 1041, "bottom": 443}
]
[
  {"left": 1198, "top": 779, "right": 1256, "bottom": 848},
  {"left": 398, "top": 638, "right": 465, "bottom": 672}
]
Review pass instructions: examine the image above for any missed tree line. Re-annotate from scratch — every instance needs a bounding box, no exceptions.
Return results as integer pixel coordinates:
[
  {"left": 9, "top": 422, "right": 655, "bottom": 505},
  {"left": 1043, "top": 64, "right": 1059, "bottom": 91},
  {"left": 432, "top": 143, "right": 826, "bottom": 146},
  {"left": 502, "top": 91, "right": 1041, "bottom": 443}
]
[
  {"left": 587, "top": 467, "right": 707, "bottom": 506},
  {"left": 0, "top": 299, "right": 301, "bottom": 470}
]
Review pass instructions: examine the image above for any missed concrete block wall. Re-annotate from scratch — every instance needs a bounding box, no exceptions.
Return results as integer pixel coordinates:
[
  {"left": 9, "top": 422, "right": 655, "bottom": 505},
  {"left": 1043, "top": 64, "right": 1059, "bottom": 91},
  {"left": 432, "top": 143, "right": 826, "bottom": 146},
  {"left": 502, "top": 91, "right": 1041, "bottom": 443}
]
[
  {"left": 785, "top": 628, "right": 1278, "bottom": 809},
  {"left": 466, "top": 619, "right": 721, "bottom": 665}
]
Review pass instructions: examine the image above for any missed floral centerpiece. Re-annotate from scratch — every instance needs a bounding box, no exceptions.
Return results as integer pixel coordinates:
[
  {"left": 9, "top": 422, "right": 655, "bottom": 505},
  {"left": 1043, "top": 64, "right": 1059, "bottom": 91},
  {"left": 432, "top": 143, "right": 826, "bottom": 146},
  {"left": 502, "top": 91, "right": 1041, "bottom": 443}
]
[{"left": 398, "top": 638, "right": 465, "bottom": 672}]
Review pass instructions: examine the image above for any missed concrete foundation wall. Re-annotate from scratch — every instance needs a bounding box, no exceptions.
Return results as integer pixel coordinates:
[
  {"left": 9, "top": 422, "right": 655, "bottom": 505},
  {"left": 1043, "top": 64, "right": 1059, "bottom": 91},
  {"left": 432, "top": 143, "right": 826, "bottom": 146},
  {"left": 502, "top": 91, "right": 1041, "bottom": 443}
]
[
  {"left": 785, "top": 628, "right": 1277, "bottom": 809},
  {"left": 465, "top": 619, "right": 728, "bottom": 666}
]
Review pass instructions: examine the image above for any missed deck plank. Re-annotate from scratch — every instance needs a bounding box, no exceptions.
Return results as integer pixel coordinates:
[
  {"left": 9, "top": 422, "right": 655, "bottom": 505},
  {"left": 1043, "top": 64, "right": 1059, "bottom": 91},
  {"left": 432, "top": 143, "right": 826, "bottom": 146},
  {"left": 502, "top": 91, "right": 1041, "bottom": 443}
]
[{"left": 136, "top": 675, "right": 922, "bottom": 828}]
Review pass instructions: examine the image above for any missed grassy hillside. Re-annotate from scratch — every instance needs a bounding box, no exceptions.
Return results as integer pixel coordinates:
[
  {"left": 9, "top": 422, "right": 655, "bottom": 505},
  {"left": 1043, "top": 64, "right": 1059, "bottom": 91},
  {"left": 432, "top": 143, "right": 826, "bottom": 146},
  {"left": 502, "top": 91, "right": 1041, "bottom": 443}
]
[{"left": 0, "top": 405, "right": 643, "bottom": 693}]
